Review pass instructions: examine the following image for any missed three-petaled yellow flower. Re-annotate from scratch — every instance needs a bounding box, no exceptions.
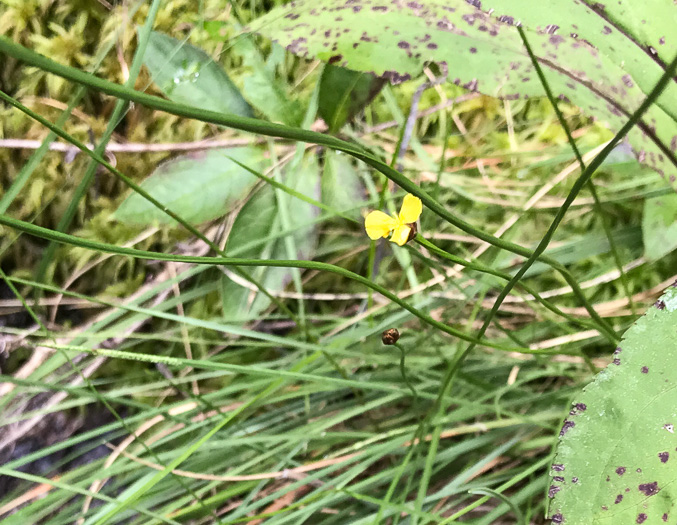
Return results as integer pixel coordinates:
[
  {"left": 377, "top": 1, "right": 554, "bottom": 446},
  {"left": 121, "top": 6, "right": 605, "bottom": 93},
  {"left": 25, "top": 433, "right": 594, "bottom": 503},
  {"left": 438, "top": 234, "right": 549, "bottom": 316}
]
[{"left": 365, "top": 194, "right": 422, "bottom": 246}]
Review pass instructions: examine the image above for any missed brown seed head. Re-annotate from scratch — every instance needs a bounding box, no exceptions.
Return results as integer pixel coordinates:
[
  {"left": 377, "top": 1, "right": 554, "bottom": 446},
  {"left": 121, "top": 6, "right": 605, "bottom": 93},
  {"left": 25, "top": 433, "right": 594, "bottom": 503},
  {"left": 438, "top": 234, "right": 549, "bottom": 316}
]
[{"left": 382, "top": 328, "right": 400, "bottom": 345}]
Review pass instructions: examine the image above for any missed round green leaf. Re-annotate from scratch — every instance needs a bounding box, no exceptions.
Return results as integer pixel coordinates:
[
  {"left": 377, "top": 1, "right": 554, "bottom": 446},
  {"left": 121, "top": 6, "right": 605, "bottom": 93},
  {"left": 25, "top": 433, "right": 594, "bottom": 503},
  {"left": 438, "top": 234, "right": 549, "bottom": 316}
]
[{"left": 548, "top": 284, "right": 677, "bottom": 524}]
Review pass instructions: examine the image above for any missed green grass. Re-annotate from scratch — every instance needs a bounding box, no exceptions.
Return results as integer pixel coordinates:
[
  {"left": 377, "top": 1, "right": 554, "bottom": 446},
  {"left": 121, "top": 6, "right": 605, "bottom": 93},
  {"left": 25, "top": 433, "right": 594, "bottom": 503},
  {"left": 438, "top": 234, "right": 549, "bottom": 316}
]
[{"left": 1, "top": 1, "right": 676, "bottom": 524}]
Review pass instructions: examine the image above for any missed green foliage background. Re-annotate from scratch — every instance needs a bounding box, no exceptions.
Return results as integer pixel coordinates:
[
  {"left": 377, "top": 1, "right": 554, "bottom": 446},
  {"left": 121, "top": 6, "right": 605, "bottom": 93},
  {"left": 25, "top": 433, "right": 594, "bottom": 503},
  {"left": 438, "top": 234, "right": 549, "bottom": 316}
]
[{"left": 1, "top": 1, "right": 677, "bottom": 524}]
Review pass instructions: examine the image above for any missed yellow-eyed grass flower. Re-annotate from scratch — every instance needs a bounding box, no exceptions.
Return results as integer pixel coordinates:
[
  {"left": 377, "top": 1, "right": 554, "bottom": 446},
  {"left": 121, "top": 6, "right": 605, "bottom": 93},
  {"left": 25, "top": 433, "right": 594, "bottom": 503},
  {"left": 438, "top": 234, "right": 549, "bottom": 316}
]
[{"left": 364, "top": 194, "right": 422, "bottom": 246}]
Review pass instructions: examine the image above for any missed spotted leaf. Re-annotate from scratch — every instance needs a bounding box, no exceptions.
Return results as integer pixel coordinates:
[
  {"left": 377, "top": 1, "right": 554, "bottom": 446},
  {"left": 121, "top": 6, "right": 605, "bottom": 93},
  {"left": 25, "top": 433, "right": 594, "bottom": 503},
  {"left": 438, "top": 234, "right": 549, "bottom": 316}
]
[
  {"left": 248, "top": 0, "right": 677, "bottom": 191},
  {"left": 548, "top": 284, "right": 677, "bottom": 524}
]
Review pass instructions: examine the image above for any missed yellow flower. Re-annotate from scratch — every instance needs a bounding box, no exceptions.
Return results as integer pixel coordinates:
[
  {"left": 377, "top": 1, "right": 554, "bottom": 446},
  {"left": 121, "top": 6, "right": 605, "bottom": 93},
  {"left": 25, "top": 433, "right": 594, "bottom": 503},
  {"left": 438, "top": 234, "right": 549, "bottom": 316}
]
[{"left": 365, "top": 193, "right": 422, "bottom": 246}]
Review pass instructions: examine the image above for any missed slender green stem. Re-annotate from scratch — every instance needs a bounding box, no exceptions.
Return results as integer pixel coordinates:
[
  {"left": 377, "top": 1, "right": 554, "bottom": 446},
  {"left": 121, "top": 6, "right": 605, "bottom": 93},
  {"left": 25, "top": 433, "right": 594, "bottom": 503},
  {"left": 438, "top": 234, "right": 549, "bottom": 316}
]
[
  {"left": 415, "top": 235, "right": 615, "bottom": 341},
  {"left": 414, "top": 46, "right": 677, "bottom": 519},
  {"left": 517, "top": 25, "right": 636, "bottom": 317},
  {"left": 0, "top": 213, "right": 531, "bottom": 353},
  {"left": 0, "top": 88, "right": 302, "bottom": 329},
  {"left": 467, "top": 488, "right": 526, "bottom": 525},
  {"left": 34, "top": 0, "right": 163, "bottom": 290},
  {"left": 0, "top": 36, "right": 626, "bottom": 328},
  {"left": 394, "top": 342, "right": 418, "bottom": 404}
]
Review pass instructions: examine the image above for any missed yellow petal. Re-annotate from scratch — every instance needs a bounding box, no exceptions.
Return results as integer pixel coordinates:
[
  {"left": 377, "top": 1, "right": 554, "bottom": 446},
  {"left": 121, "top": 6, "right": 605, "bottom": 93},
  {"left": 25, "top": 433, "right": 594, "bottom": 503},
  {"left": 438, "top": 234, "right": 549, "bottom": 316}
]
[
  {"left": 398, "top": 194, "right": 422, "bottom": 224},
  {"left": 365, "top": 210, "right": 398, "bottom": 240},
  {"left": 390, "top": 224, "right": 412, "bottom": 246}
]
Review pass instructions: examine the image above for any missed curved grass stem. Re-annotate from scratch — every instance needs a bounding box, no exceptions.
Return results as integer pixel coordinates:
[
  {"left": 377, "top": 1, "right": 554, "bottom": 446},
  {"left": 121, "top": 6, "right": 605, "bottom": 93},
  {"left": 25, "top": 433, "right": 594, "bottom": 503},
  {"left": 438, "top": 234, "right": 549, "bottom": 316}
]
[{"left": 0, "top": 37, "right": 629, "bottom": 330}]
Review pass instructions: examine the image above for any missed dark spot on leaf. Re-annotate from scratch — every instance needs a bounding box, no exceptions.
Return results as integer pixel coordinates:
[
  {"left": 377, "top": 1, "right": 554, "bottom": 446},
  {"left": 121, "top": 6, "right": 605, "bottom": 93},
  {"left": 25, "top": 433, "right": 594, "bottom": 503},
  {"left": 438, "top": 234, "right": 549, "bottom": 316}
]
[
  {"left": 659, "top": 37, "right": 666, "bottom": 45},
  {"left": 606, "top": 103, "right": 622, "bottom": 116},
  {"left": 553, "top": 476, "right": 565, "bottom": 482},
  {"left": 662, "top": 513, "right": 669, "bottom": 522},
  {"left": 382, "top": 71, "right": 411, "bottom": 84},
  {"left": 360, "top": 32, "right": 373, "bottom": 42},
  {"left": 398, "top": 41, "right": 410, "bottom": 49},
  {"left": 498, "top": 15, "right": 515, "bottom": 25},
  {"left": 353, "top": 43, "right": 359, "bottom": 49},
  {"left": 463, "top": 79, "right": 479, "bottom": 91},
  {"left": 548, "top": 485, "right": 561, "bottom": 498},
  {"left": 328, "top": 55, "right": 342, "bottom": 65},
  {"left": 351, "top": 5, "right": 361, "bottom": 12},
  {"left": 552, "top": 464, "right": 565, "bottom": 472},
  {"left": 549, "top": 35, "right": 565, "bottom": 47},
  {"left": 626, "top": 487, "right": 631, "bottom": 492},
  {"left": 602, "top": 26, "right": 612, "bottom": 34},
  {"left": 466, "top": 0, "right": 482, "bottom": 7},
  {"left": 592, "top": 2, "right": 606, "bottom": 11},
  {"left": 462, "top": 14, "right": 476, "bottom": 25},
  {"left": 616, "top": 466, "right": 626, "bottom": 475},
  {"left": 469, "top": 47, "right": 477, "bottom": 53},
  {"left": 638, "top": 482, "right": 659, "bottom": 496},
  {"left": 572, "top": 476, "right": 579, "bottom": 483},
  {"left": 637, "top": 514, "right": 647, "bottom": 524},
  {"left": 570, "top": 403, "right": 587, "bottom": 415},
  {"left": 602, "top": 505, "right": 608, "bottom": 510},
  {"left": 659, "top": 451, "right": 669, "bottom": 463},
  {"left": 545, "top": 24, "right": 559, "bottom": 34},
  {"left": 437, "top": 19, "right": 453, "bottom": 31},
  {"left": 372, "top": 6, "right": 387, "bottom": 11},
  {"left": 622, "top": 75, "right": 634, "bottom": 88},
  {"left": 637, "top": 468, "right": 642, "bottom": 473},
  {"left": 288, "top": 37, "right": 308, "bottom": 54},
  {"left": 407, "top": 1, "right": 423, "bottom": 8},
  {"left": 655, "top": 300, "right": 666, "bottom": 310},
  {"left": 606, "top": 475, "right": 611, "bottom": 482},
  {"left": 427, "top": 43, "right": 438, "bottom": 50},
  {"left": 641, "top": 366, "right": 649, "bottom": 374},
  {"left": 551, "top": 514, "right": 564, "bottom": 524},
  {"left": 613, "top": 358, "right": 621, "bottom": 365},
  {"left": 571, "top": 32, "right": 578, "bottom": 38},
  {"left": 615, "top": 494, "right": 623, "bottom": 504},
  {"left": 324, "top": 30, "right": 331, "bottom": 37},
  {"left": 670, "top": 136, "right": 677, "bottom": 151},
  {"left": 285, "top": 13, "right": 300, "bottom": 20}
]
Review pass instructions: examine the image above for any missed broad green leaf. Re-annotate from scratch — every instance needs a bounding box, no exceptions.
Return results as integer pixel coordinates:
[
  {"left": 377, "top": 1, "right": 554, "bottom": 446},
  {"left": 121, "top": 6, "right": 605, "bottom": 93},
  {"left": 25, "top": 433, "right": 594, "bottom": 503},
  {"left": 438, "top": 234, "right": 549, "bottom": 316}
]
[
  {"left": 230, "top": 37, "right": 304, "bottom": 126},
  {"left": 248, "top": 1, "right": 677, "bottom": 191},
  {"left": 548, "top": 285, "right": 677, "bottom": 524},
  {"left": 220, "top": 157, "right": 319, "bottom": 321},
  {"left": 318, "top": 64, "right": 384, "bottom": 132},
  {"left": 144, "top": 31, "right": 253, "bottom": 117},
  {"left": 203, "top": 21, "right": 303, "bottom": 125},
  {"left": 114, "top": 147, "right": 262, "bottom": 226},
  {"left": 642, "top": 193, "right": 677, "bottom": 261},
  {"left": 321, "top": 150, "right": 364, "bottom": 218}
]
